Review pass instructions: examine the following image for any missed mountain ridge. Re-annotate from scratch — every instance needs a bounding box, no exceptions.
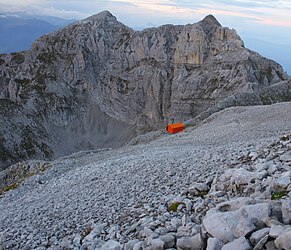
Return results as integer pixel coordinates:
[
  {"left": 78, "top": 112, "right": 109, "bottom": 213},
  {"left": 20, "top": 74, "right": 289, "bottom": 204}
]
[{"left": 0, "top": 11, "right": 290, "bottom": 170}]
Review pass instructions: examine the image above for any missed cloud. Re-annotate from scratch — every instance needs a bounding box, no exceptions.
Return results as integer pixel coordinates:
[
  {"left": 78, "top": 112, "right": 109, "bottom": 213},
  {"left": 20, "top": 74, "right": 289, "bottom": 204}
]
[
  {"left": 0, "top": 0, "right": 44, "bottom": 5},
  {"left": 0, "top": 1, "right": 87, "bottom": 19},
  {"left": 107, "top": 0, "right": 291, "bottom": 28},
  {"left": 1, "top": 0, "right": 291, "bottom": 28}
]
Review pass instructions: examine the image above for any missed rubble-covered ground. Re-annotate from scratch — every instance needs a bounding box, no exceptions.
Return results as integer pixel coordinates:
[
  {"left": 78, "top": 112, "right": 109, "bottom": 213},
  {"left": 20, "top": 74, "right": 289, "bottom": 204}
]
[{"left": 0, "top": 102, "right": 290, "bottom": 250}]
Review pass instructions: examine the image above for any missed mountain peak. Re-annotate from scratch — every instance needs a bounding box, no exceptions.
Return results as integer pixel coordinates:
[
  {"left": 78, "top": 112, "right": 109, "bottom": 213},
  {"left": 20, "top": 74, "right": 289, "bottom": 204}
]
[
  {"left": 86, "top": 10, "right": 116, "bottom": 21},
  {"left": 201, "top": 14, "right": 221, "bottom": 27}
]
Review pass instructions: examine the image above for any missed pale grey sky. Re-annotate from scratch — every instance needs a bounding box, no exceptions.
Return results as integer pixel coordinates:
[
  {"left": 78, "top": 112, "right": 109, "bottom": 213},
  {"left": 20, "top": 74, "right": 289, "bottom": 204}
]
[{"left": 1, "top": 0, "right": 290, "bottom": 72}]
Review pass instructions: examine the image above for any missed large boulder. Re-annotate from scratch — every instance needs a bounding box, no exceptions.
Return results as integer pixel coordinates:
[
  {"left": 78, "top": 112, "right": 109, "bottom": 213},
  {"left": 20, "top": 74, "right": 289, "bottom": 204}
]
[{"left": 203, "top": 198, "right": 271, "bottom": 241}]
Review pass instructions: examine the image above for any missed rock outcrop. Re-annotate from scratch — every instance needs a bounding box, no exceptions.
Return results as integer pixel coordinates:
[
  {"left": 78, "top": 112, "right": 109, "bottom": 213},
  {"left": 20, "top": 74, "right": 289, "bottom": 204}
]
[{"left": 0, "top": 11, "right": 290, "bottom": 169}]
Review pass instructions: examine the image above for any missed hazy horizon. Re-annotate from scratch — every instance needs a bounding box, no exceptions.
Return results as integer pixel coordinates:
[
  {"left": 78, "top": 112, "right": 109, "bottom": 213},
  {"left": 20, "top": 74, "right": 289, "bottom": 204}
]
[{"left": 0, "top": 0, "right": 290, "bottom": 73}]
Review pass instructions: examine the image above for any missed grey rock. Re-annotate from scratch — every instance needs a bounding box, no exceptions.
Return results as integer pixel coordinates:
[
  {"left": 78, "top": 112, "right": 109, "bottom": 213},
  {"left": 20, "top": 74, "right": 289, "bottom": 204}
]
[
  {"left": 124, "top": 239, "right": 140, "bottom": 250},
  {"left": 100, "top": 240, "right": 121, "bottom": 250},
  {"left": 264, "top": 241, "right": 277, "bottom": 250},
  {"left": 206, "top": 237, "right": 223, "bottom": 250},
  {"left": 133, "top": 241, "right": 144, "bottom": 250},
  {"left": 253, "top": 235, "right": 269, "bottom": 250},
  {"left": 154, "top": 227, "right": 168, "bottom": 236},
  {"left": 221, "top": 237, "right": 251, "bottom": 250},
  {"left": 149, "top": 238, "right": 164, "bottom": 250},
  {"left": 263, "top": 217, "right": 282, "bottom": 227},
  {"left": 159, "top": 233, "right": 175, "bottom": 249},
  {"left": 176, "top": 234, "right": 203, "bottom": 250},
  {"left": 250, "top": 228, "right": 270, "bottom": 245}
]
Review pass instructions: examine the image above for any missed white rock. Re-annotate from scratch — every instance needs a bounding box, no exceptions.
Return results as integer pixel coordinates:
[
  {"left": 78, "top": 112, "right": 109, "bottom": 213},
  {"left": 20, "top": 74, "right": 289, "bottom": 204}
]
[
  {"left": 206, "top": 237, "right": 223, "bottom": 250},
  {"left": 176, "top": 224, "right": 193, "bottom": 237},
  {"left": 249, "top": 152, "right": 258, "bottom": 160},
  {"left": 183, "top": 198, "right": 193, "bottom": 211},
  {"left": 255, "top": 170, "right": 268, "bottom": 179},
  {"left": 216, "top": 197, "right": 256, "bottom": 211},
  {"left": 274, "top": 230, "right": 291, "bottom": 250},
  {"left": 170, "top": 218, "right": 182, "bottom": 231},
  {"left": 267, "top": 164, "right": 278, "bottom": 175},
  {"left": 207, "top": 191, "right": 225, "bottom": 198},
  {"left": 73, "top": 234, "right": 81, "bottom": 246},
  {"left": 203, "top": 200, "right": 270, "bottom": 241},
  {"left": 221, "top": 237, "right": 251, "bottom": 250},
  {"left": 279, "top": 152, "right": 291, "bottom": 162},
  {"left": 220, "top": 168, "right": 255, "bottom": 185},
  {"left": 281, "top": 199, "right": 291, "bottom": 224},
  {"left": 273, "top": 172, "right": 290, "bottom": 189},
  {"left": 190, "top": 183, "right": 209, "bottom": 192},
  {"left": 254, "top": 162, "right": 269, "bottom": 172},
  {"left": 269, "top": 224, "right": 288, "bottom": 238},
  {"left": 182, "top": 215, "right": 191, "bottom": 225},
  {"left": 100, "top": 240, "right": 121, "bottom": 250}
]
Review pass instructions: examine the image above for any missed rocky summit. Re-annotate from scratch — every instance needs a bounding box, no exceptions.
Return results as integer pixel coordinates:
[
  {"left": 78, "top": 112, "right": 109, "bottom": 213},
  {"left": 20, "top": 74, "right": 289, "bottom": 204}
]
[
  {"left": 0, "top": 10, "right": 291, "bottom": 250},
  {"left": 0, "top": 11, "right": 291, "bottom": 170}
]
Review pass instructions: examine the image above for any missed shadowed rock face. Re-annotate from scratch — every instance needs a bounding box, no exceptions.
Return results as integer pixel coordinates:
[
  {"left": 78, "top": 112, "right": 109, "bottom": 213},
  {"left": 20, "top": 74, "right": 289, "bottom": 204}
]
[{"left": 0, "top": 11, "right": 290, "bottom": 170}]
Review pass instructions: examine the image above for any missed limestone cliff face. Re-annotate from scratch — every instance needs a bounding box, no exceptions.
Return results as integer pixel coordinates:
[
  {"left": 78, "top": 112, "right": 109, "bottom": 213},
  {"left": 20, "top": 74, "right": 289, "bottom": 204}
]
[{"left": 0, "top": 11, "right": 290, "bottom": 169}]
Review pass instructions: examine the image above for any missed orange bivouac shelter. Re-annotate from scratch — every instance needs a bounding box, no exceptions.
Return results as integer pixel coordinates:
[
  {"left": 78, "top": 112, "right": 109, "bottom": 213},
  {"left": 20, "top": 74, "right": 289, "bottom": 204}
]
[{"left": 166, "top": 123, "right": 184, "bottom": 134}]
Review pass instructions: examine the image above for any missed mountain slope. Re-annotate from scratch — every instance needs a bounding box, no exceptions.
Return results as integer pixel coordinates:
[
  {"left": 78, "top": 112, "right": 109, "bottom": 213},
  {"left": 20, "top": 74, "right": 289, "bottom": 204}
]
[
  {"left": 0, "top": 11, "right": 290, "bottom": 170},
  {"left": 0, "top": 101, "right": 290, "bottom": 249}
]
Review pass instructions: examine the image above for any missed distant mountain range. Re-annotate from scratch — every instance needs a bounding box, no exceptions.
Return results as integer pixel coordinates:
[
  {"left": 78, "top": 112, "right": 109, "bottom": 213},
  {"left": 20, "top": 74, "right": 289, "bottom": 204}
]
[
  {"left": 0, "top": 12, "right": 74, "bottom": 53},
  {"left": 242, "top": 36, "right": 291, "bottom": 75}
]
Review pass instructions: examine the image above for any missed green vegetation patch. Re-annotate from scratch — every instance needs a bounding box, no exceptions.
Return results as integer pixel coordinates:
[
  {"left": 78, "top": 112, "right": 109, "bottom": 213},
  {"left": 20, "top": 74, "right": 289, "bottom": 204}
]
[
  {"left": 271, "top": 191, "right": 287, "bottom": 200},
  {"left": 167, "top": 202, "right": 185, "bottom": 212},
  {"left": 196, "top": 191, "right": 208, "bottom": 198},
  {"left": 0, "top": 183, "right": 18, "bottom": 196},
  {"left": 0, "top": 161, "right": 52, "bottom": 197},
  {"left": 280, "top": 134, "right": 291, "bottom": 141}
]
